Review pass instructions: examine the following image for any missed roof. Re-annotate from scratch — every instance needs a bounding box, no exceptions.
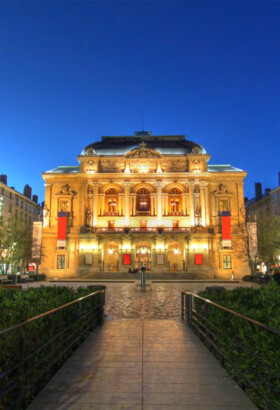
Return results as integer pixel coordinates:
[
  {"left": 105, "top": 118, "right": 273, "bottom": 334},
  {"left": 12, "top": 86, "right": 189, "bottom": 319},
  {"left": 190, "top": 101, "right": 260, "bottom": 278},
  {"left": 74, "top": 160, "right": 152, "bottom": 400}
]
[
  {"left": 81, "top": 132, "right": 206, "bottom": 156},
  {"left": 208, "top": 164, "right": 244, "bottom": 172},
  {"left": 45, "top": 166, "right": 80, "bottom": 174}
]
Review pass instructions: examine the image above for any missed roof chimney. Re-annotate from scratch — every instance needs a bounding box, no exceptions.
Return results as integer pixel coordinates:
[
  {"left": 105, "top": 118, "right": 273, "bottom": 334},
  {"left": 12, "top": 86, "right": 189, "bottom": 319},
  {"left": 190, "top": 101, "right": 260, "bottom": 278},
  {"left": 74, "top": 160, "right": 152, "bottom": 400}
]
[
  {"left": 0, "top": 175, "right": 7, "bottom": 185},
  {"left": 265, "top": 188, "right": 271, "bottom": 197},
  {"left": 24, "top": 184, "right": 32, "bottom": 199},
  {"left": 255, "top": 183, "right": 262, "bottom": 201},
  {"left": 32, "top": 194, "right": 38, "bottom": 204}
]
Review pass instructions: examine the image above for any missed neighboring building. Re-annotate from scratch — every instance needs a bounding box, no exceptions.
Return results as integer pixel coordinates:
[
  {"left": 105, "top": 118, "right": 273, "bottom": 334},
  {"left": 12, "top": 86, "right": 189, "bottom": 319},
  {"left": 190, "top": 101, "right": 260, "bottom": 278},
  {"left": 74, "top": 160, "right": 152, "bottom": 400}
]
[
  {"left": 0, "top": 175, "right": 43, "bottom": 224},
  {"left": 246, "top": 174, "right": 280, "bottom": 222},
  {"left": 41, "top": 131, "right": 249, "bottom": 279}
]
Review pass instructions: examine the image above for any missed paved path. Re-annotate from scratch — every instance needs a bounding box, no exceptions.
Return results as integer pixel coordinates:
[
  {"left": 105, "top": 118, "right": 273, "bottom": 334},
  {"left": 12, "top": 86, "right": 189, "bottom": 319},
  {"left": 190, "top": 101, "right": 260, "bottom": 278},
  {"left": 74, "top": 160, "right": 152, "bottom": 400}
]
[
  {"left": 29, "top": 320, "right": 256, "bottom": 409},
  {"left": 24, "top": 281, "right": 258, "bottom": 321}
]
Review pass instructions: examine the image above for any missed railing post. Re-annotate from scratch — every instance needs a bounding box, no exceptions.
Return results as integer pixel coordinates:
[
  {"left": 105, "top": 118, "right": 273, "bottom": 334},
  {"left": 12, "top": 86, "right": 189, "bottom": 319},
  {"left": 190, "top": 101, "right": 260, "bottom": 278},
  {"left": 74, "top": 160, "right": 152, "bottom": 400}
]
[
  {"left": 97, "top": 291, "right": 104, "bottom": 326},
  {"left": 181, "top": 292, "right": 185, "bottom": 321},
  {"left": 186, "top": 293, "right": 193, "bottom": 327},
  {"left": 16, "top": 326, "right": 25, "bottom": 409}
]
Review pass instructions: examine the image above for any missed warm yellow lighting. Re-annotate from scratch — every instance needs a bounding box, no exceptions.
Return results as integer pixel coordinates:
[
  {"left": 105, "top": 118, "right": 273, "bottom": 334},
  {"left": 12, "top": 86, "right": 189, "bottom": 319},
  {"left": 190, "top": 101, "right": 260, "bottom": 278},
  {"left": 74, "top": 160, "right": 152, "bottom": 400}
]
[
  {"left": 174, "top": 248, "right": 179, "bottom": 254},
  {"left": 139, "top": 166, "right": 149, "bottom": 173},
  {"left": 79, "top": 243, "right": 98, "bottom": 250},
  {"left": 108, "top": 248, "right": 113, "bottom": 254},
  {"left": 124, "top": 166, "right": 130, "bottom": 173},
  {"left": 141, "top": 248, "right": 146, "bottom": 254}
]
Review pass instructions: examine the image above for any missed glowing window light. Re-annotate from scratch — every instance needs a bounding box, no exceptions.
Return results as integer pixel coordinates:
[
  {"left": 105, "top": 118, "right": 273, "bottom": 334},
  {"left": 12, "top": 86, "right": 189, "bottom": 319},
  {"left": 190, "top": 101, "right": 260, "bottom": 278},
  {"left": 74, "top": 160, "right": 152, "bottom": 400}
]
[{"left": 139, "top": 166, "right": 149, "bottom": 173}]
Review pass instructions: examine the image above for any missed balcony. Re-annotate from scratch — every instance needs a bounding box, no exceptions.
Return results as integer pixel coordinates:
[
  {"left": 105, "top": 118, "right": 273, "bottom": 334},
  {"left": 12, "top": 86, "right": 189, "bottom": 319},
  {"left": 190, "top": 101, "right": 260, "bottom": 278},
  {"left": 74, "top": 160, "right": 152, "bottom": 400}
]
[
  {"left": 102, "top": 211, "right": 120, "bottom": 216},
  {"left": 136, "top": 211, "right": 151, "bottom": 216},
  {"left": 168, "top": 211, "right": 184, "bottom": 216},
  {"left": 80, "top": 226, "right": 215, "bottom": 234}
]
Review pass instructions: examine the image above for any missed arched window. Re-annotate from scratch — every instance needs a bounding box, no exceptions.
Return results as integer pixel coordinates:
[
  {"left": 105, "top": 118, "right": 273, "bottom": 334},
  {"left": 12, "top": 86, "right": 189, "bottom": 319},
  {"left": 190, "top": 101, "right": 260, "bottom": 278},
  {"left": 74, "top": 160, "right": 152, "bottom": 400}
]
[
  {"left": 136, "top": 188, "right": 150, "bottom": 214},
  {"left": 168, "top": 188, "right": 182, "bottom": 215},
  {"left": 105, "top": 188, "right": 118, "bottom": 215}
]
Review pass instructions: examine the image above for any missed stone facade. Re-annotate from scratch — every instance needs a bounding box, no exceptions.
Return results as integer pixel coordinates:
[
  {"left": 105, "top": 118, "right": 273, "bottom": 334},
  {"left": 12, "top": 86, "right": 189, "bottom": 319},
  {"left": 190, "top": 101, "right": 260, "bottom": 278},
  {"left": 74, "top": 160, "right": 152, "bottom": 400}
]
[{"left": 41, "top": 132, "right": 249, "bottom": 279}]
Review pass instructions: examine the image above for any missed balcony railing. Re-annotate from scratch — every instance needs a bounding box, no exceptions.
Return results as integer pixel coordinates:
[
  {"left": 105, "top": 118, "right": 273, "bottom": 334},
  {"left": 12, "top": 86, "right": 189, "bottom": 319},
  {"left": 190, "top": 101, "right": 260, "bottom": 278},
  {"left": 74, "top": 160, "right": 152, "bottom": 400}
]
[
  {"left": 81, "top": 226, "right": 215, "bottom": 234},
  {"left": 136, "top": 211, "right": 151, "bottom": 216},
  {"left": 102, "top": 211, "right": 120, "bottom": 216},
  {"left": 168, "top": 211, "right": 184, "bottom": 216}
]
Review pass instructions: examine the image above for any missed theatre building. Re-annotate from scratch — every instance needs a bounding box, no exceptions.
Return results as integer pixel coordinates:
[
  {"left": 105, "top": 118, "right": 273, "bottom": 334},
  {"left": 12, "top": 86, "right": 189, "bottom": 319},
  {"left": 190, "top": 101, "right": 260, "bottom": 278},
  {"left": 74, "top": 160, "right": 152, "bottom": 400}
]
[{"left": 41, "top": 132, "right": 249, "bottom": 279}]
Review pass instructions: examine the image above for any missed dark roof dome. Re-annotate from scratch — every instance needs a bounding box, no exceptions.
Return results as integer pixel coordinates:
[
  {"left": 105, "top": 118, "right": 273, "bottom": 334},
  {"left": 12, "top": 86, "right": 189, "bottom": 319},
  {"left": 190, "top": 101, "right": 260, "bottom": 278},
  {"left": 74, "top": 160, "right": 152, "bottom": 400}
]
[{"left": 81, "top": 132, "right": 206, "bottom": 156}]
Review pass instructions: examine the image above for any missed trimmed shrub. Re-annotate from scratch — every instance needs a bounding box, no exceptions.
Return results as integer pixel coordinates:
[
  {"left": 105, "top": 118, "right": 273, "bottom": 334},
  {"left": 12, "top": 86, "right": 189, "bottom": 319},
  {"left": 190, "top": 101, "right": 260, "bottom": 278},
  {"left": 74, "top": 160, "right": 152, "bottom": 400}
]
[{"left": 197, "top": 282, "right": 280, "bottom": 409}]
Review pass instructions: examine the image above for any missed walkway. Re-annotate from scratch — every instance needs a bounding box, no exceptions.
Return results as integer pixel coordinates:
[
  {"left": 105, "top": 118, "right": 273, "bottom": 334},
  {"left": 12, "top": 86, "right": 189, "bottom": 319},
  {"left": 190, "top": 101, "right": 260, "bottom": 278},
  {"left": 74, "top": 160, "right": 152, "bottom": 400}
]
[{"left": 29, "top": 319, "right": 256, "bottom": 409}]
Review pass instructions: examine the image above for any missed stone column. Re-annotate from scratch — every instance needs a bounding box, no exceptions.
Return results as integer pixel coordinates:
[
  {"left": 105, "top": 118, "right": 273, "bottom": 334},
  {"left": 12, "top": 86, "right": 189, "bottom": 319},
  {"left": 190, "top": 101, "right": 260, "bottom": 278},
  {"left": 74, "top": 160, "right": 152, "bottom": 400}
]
[
  {"left": 200, "top": 186, "right": 206, "bottom": 226},
  {"left": 132, "top": 194, "right": 136, "bottom": 216},
  {"left": 125, "top": 182, "right": 130, "bottom": 226},
  {"left": 93, "top": 182, "right": 99, "bottom": 227},
  {"left": 189, "top": 183, "right": 195, "bottom": 226},
  {"left": 183, "top": 193, "right": 188, "bottom": 216},
  {"left": 157, "top": 182, "right": 162, "bottom": 226},
  {"left": 100, "top": 193, "right": 105, "bottom": 216},
  {"left": 205, "top": 184, "right": 210, "bottom": 225},
  {"left": 79, "top": 182, "right": 87, "bottom": 226}
]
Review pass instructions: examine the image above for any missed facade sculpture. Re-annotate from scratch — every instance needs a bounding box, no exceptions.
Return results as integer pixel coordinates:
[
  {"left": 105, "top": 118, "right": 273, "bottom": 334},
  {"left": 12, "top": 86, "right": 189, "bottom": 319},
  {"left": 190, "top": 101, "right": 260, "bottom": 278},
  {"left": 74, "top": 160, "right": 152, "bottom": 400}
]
[{"left": 41, "top": 131, "right": 249, "bottom": 278}]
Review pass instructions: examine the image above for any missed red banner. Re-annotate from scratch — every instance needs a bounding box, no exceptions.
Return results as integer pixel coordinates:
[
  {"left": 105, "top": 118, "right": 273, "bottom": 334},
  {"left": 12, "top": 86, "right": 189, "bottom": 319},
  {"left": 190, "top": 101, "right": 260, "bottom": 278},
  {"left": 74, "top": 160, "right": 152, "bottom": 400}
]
[
  {"left": 123, "top": 254, "right": 131, "bottom": 265},
  {"left": 58, "top": 212, "right": 67, "bottom": 240},
  {"left": 222, "top": 216, "right": 231, "bottom": 240},
  {"left": 195, "top": 254, "right": 203, "bottom": 265}
]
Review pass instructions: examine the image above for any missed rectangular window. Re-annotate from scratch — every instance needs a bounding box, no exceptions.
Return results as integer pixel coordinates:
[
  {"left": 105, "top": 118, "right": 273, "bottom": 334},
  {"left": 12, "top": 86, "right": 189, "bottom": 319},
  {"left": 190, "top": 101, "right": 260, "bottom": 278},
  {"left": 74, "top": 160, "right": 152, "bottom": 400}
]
[
  {"left": 25, "top": 203, "right": 27, "bottom": 210},
  {"left": 195, "top": 254, "right": 203, "bottom": 265},
  {"left": 16, "top": 198, "right": 18, "bottom": 206},
  {"left": 219, "top": 199, "right": 228, "bottom": 213},
  {"left": 21, "top": 201, "right": 23, "bottom": 208},
  {"left": 9, "top": 204, "right": 12, "bottom": 213},
  {"left": 57, "top": 255, "right": 65, "bottom": 269},
  {"left": 223, "top": 255, "right": 232, "bottom": 269},
  {"left": 10, "top": 192, "right": 12, "bottom": 199},
  {"left": 173, "top": 221, "right": 179, "bottom": 229}
]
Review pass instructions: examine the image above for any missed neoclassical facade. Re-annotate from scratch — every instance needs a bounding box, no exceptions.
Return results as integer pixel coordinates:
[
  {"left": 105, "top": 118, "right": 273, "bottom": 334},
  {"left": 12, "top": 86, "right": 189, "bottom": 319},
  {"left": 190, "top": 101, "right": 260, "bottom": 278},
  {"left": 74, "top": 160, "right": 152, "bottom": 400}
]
[{"left": 41, "top": 132, "right": 249, "bottom": 279}]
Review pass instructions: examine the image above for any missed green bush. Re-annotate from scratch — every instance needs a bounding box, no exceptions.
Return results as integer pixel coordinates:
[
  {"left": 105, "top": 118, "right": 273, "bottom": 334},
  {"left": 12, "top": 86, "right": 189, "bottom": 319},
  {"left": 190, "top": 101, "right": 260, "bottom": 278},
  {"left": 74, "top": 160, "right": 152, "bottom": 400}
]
[
  {"left": 196, "top": 282, "right": 280, "bottom": 409},
  {"left": 0, "top": 286, "right": 103, "bottom": 409}
]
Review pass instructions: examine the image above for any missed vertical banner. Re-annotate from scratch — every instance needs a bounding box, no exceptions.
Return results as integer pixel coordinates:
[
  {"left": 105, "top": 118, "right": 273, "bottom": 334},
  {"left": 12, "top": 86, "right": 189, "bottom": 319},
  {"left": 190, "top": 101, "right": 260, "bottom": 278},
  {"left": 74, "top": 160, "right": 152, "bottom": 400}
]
[
  {"left": 123, "top": 254, "right": 131, "bottom": 265},
  {"left": 58, "top": 211, "right": 67, "bottom": 240},
  {"left": 221, "top": 211, "right": 231, "bottom": 240},
  {"left": 195, "top": 254, "right": 203, "bottom": 265},
  {"left": 32, "top": 221, "right": 42, "bottom": 259}
]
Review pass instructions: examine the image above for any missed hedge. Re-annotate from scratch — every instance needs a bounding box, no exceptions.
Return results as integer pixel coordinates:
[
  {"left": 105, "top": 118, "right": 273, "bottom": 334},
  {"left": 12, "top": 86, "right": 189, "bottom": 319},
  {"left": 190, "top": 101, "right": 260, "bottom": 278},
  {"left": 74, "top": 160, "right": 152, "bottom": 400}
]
[
  {"left": 197, "top": 282, "right": 280, "bottom": 409},
  {"left": 0, "top": 286, "right": 104, "bottom": 409}
]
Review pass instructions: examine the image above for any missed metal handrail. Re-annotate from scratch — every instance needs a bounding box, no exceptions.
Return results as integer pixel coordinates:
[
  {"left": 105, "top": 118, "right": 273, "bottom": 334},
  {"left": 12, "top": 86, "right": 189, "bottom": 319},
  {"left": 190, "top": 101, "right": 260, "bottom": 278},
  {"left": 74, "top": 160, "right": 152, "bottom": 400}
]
[
  {"left": 0, "top": 290, "right": 104, "bottom": 335},
  {"left": 181, "top": 291, "right": 280, "bottom": 410},
  {"left": 185, "top": 293, "right": 280, "bottom": 336},
  {"left": 0, "top": 289, "right": 105, "bottom": 409}
]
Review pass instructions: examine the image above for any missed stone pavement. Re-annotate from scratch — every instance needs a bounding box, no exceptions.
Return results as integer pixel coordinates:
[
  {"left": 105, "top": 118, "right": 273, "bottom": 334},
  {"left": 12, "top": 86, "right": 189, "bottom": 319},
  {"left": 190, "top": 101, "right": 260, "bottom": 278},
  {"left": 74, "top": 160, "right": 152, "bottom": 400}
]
[
  {"left": 29, "top": 319, "right": 256, "bottom": 409},
  {"left": 24, "top": 281, "right": 258, "bottom": 321}
]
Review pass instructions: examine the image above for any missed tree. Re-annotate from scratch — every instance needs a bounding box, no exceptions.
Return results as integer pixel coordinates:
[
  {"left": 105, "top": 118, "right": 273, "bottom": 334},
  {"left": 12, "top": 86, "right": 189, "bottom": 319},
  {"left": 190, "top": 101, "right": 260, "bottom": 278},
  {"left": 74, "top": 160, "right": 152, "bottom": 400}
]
[
  {"left": 0, "top": 218, "right": 32, "bottom": 274},
  {"left": 257, "top": 215, "right": 280, "bottom": 265}
]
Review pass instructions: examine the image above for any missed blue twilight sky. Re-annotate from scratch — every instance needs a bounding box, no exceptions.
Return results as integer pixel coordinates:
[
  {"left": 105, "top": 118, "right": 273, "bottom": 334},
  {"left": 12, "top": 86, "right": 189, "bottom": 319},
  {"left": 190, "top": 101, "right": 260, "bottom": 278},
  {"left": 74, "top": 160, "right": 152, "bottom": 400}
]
[{"left": 0, "top": 1, "right": 280, "bottom": 202}]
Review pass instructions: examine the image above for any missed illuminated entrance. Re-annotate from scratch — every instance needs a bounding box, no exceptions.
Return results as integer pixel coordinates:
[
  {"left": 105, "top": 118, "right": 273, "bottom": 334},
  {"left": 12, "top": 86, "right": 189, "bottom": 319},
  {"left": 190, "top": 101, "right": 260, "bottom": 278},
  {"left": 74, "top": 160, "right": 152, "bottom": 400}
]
[
  {"left": 135, "top": 243, "right": 151, "bottom": 270},
  {"left": 104, "top": 241, "right": 119, "bottom": 271},
  {"left": 168, "top": 241, "right": 184, "bottom": 271}
]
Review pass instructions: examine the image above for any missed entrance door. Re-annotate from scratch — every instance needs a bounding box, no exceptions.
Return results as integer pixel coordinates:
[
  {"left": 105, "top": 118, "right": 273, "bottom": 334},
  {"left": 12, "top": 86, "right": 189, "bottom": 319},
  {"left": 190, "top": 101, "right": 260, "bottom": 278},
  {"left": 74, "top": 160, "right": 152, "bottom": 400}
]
[{"left": 136, "top": 246, "right": 151, "bottom": 270}]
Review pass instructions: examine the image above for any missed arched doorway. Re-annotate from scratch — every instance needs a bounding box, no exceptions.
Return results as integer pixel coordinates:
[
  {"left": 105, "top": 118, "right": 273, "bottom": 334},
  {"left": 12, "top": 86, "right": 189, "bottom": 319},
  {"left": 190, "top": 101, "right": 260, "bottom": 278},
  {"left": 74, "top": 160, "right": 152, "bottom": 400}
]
[
  {"left": 135, "top": 242, "right": 152, "bottom": 270},
  {"left": 103, "top": 241, "right": 119, "bottom": 271},
  {"left": 168, "top": 241, "right": 184, "bottom": 271}
]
